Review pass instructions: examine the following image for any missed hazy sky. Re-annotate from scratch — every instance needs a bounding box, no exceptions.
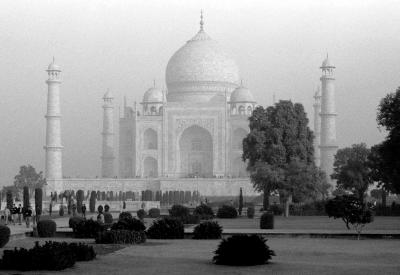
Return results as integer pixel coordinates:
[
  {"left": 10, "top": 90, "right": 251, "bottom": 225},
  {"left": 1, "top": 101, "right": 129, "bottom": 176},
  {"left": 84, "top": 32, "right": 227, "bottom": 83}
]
[{"left": 1, "top": 0, "right": 399, "bottom": 186}]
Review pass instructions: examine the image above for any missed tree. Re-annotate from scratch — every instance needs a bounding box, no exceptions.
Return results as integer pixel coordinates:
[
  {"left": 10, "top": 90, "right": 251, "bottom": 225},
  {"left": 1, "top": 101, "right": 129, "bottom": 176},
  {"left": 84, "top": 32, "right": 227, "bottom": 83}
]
[
  {"left": 325, "top": 195, "right": 374, "bottom": 240},
  {"left": 331, "top": 143, "right": 373, "bottom": 203},
  {"left": 34, "top": 188, "right": 43, "bottom": 218},
  {"left": 243, "top": 101, "right": 318, "bottom": 214},
  {"left": 14, "top": 165, "right": 46, "bottom": 195},
  {"left": 6, "top": 190, "right": 13, "bottom": 209},
  {"left": 77, "top": 190, "right": 84, "bottom": 214},
  {"left": 23, "top": 186, "right": 30, "bottom": 210},
  {"left": 89, "top": 191, "right": 96, "bottom": 213},
  {"left": 373, "top": 88, "right": 400, "bottom": 194}
]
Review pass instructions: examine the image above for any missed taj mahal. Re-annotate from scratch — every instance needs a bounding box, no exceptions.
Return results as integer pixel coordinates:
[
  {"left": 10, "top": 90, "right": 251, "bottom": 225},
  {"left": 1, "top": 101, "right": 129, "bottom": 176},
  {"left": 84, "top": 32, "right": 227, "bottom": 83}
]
[{"left": 44, "top": 14, "right": 337, "bottom": 200}]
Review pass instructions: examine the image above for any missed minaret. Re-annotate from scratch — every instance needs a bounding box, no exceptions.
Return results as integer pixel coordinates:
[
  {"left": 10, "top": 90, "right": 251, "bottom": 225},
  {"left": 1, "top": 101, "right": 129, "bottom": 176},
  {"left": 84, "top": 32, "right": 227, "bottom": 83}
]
[
  {"left": 319, "top": 55, "right": 338, "bottom": 186},
  {"left": 101, "top": 90, "right": 115, "bottom": 178},
  {"left": 44, "top": 58, "right": 63, "bottom": 184},
  {"left": 313, "top": 86, "right": 321, "bottom": 167}
]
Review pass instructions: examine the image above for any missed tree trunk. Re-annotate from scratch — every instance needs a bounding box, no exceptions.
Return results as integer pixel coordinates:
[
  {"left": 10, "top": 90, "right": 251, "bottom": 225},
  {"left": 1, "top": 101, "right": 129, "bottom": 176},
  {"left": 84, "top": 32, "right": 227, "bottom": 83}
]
[{"left": 263, "top": 187, "right": 270, "bottom": 210}]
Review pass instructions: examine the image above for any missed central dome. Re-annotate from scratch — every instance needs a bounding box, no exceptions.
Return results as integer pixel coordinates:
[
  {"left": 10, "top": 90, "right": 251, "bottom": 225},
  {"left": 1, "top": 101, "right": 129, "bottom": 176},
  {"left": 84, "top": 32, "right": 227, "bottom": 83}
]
[{"left": 165, "top": 20, "right": 240, "bottom": 102}]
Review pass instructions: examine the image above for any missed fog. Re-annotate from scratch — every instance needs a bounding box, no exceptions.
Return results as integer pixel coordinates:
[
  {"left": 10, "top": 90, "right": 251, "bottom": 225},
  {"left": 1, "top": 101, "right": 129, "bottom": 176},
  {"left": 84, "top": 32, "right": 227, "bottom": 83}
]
[{"left": 0, "top": 0, "right": 398, "bottom": 186}]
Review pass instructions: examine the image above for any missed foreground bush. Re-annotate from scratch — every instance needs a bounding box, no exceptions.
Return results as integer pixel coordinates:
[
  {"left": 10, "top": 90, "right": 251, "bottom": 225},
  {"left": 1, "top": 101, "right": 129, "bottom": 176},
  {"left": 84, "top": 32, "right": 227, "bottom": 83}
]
[
  {"left": 137, "top": 209, "right": 146, "bottom": 220},
  {"left": 193, "top": 204, "right": 214, "bottom": 220},
  {"left": 147, "top": 217, "right": 184, "bottom": 239},
  {"left": 247, "top": 206, "right": 255, "bottom": 218},
  {"left": 37, "top": 220, "right": 57, "bottom": 237},
  {"left": 213, "top": 235, "right": 275, "bottom": 266},
  {"left": 260, "top": 212, "right": 274, "bottom": 229},
  {"left": 96, "top": 230, "right": 146, "bottom": 244},
  {"left": 217, "top": 205, "right": 238, "bottom": 219},
  {"left": 183, "top": 214, "right": 200, "bottom": 224},
  {"left": 148, "top": 208, "right": 161, "bottom": 218},
  {"left": 69, "top": 216, "right": 85, "bottom": 230},
  {"left": 111, "top": 217, "right": 145, "bottom": 232},
  {"left": 193, "top": 221, "right": 222, "bottom": 239},
  {"left": 74, "top": 219, "right": 104, "bottom": 238},
  {"left": 0, "top": 241, "right": 95, "bottom": 271},
  {"left": 169, "top": 204, "right": 190, "bottom": 219},
  {"left": 119, "top": 211, "right": 133, "bottom": 220},
  {"left": 104, "top": 212, "right": 113, "bottom": 224},
  {"left": 0, "top": 226, "right": 10, "bottom": 248}
]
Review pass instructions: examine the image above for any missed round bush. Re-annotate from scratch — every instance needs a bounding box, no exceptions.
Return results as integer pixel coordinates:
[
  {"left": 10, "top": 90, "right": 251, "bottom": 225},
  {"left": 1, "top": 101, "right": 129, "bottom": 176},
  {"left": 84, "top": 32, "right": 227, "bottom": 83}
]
[
  {"left": 193, "top": 221, "right": 222, "bottom": 239},
  {"left": 119, "top": 211, "right": 133, "bottom": 220},
  {"left": 111, "top": 217, "right": 145, "bottom": 231},
  {"left": 96, "top": 229, "right": 146, "bottom": 244},
  {"left": 37, "top": 220, "right": 57, "bottom": 237},
  {"left": 260, "top": 212, "right": 274, "bottom": 229},
  {"left": 169, "top": 204, "right": 189, "bottom": 219},
  {"left": 247, "top": 206, "right": 255, "bottom": 219},
  {"left": 104, "top": 212, "right": 113, "bottom": 224},
  {"left": 148, "top": 208, "right": 161, "bottom": 218},
  {"left": 69, "top": 216, "right": 85, "bottom": 230},
  {"left": 137, "top": 209, "right": 146, "bottom": 220},
  {"left": 74, "top": 219, "right": 104, "bottom": 238},
  {"left": 0, "top": 225, "right": 10, "bottom": 248},
  {"left": 217, "top": 205, "right": 238, "bottom": 219},
  {"left": 147, "top": 217, "right": 184, "bottom": 239},
  {"left": 193, "top": 204, "right": 214, "bottom": 219},
  {"left": 213, "top": 235, "right": 275, "bottom": 266}
]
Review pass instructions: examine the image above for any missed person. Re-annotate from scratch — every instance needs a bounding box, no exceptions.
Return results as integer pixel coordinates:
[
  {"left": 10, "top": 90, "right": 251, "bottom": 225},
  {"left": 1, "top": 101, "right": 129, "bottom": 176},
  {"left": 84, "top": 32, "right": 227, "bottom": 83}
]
[
  {"left": 11, "top": 204, "right": 17, "bottom": 225},
  {"left": 81, "top": 204, "right": 86, "bottom": 219},
  {"left": 25, "top": 206, "right": 32, "bottom": 228},
  {"left": 72, "top": 203, "right": 77, "bottom": 216},
  {"left": 17, "top": 204, "right": 22, "bottom": 225},
  {"left": 97, "top": 208, "right": 104, "bottom": 224},
  {"left": 4, "top": 207, "right": 10, "bottom": 225},
  {"left": 31, "top": 207, "right": 36, "bottom": 227}
]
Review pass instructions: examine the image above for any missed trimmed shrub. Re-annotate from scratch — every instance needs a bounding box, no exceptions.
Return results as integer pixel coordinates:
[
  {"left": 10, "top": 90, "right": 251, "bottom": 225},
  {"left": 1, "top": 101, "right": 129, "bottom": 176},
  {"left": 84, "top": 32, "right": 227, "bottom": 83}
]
[
  {"left": 0, "top": 241, "right": 75, "bottom": 271},
  {"left": 104, "top": 212, "right": 113, "bottom": 224},
  {"left": 23, "top": 186, "right": 29, "bottom": 214},
  {"left": 247, "top": 206, "right": 255, "bottom": 218},
  {"left": 147, "top": 217, "right": 184, "bottom": 239},
  {"left": 148, "top": 208, "right": 161, "bottom": 218},
  {"left": 217, "top": 205, "right": 238, "bottom": 219},
  {"left": 137, "top": 209, "right": 146, "bottom": 220},
  {"left": 269, "top": 204, "right": 283, "bottom": 216},
  {"left": 183, "top": 214, "right": 200, "bottom": 224},
  {"left": 6, "top": 190, "right": 13, "bottom": 210},
  {"left": 111, "top": 217, "right": 145, "bottom": 231},
  {"left": 193, "top": 204, "right": 214, "bottom": 220},
  {"left": 96, "top": 230, "right": 146, "bottom": 244},
  {"left": 68, "top": 242, "right": 96, "bottom": 261},
  {"left": 260, "top": 212, "right": 274, "bottom": 229},
  {"left": 76, "top": 190, "right": 84, "bottom": 214},
  {"left": 193, "top": 221, "right": 222, "bottom": 239},
  {"left": 34, "top": 188, "right": 43, "bottom": 216},
  {"left": 37, "top": 220, "right": 57, "bottom": 237},
  {"left": 0, "top": 241, "right": 95, "bottom": 271},
  {"left": 119, "top": 211, "right": 133, "bottom": 220},
  {"left": 0, "top": 225, "right": 10, "bottom": 248},
  {"left": 74, "top": 219, "right": 104, "bottom": 238},
  {"left": 89, "top": 191, "right": 96, "bottom": 213},
  {"left": 213, "top": 235, "right": 275, "bottom": 266},
  {"left": 169, "top": 204, "right": 190, "bottom": 219},
  {"left": 69, "top": 216, "right": 85, "bottom": 228}
]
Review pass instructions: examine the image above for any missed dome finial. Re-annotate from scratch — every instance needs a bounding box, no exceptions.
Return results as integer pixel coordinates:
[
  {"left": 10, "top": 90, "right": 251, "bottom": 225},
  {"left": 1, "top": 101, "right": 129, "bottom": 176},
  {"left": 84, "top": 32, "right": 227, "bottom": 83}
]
[{"left": 200, "top": 10, "right": 204, "bottom": 31}]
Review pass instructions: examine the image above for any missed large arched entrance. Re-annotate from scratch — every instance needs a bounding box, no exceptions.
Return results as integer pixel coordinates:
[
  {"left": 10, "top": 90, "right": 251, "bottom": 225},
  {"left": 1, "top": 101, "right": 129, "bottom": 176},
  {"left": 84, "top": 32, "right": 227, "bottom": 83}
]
[
  {"left": 143, "top": 156, "right": 158, "bottom": 177},
  {"left": 179, "top": 125, "right": 213, "bottom": 177}
]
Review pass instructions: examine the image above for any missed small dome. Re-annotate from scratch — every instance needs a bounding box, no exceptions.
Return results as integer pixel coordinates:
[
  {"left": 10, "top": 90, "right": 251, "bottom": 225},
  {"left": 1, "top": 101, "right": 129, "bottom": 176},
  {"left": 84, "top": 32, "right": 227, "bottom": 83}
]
[
  {"left": 321, "top": 55, "right": 335, "bottom": 68},
  {"left": 47, "top": 58, "right": 61, "bottom": 71},
  {"left": 143, "top": 87, "right": 163, "bottom": 103},
  {"left": 230, "top": 86, "right": 255, "bottom": 103},
  {"left": 103, "top": 90, "right": 113, "bottom": 99}
]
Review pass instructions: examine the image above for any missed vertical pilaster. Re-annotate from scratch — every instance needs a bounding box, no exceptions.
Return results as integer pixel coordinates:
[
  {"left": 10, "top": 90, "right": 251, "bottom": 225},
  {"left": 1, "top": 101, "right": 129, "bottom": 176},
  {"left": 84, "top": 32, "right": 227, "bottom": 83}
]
[
  {"left": 313, "top": 86, "right": 321, "bottom": 167},
  {"left": 101, "top": 91, "right": 115, "bottom": 177}
]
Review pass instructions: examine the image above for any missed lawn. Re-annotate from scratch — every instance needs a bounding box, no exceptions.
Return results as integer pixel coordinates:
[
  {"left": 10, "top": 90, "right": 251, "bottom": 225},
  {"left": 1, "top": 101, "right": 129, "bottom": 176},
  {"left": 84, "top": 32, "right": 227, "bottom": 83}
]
[{"left": 42, "top": 238, "right": 400, "bottom": 275}]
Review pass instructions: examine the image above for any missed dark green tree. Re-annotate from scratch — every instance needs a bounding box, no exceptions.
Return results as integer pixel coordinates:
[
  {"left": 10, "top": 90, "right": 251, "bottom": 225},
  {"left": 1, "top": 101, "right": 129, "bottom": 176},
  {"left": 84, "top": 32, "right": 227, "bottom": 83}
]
[
  {"left": 238, "top": 188, "right": 243, "bottom": 216},
  {"left": 243, "top": 101, "right": 318, "bottom": 214},
  {"left": 370, "top": 89, "right": 400, "bottom": 194},
  {"left": 14, "top": 165, "right": 46, "bottom": 195},
  {"left": 332, "top": 143, "right": 373, "bottom": 203},
  {"left": 34, "top": 188, "right": 43, "bottom": 218}
]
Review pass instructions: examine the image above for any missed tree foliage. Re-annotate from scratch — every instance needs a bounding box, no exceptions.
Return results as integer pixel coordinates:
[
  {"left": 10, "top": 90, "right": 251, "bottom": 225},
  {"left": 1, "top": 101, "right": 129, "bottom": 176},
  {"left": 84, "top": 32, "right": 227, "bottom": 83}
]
[
  {"left": 14, "top": 165, "right": 46, "bottom": 193},
  {"left": 331, "top": 143, "right": 373, "bottom": 203},
  {"left": 242, "top": 101, "right": 322, "bottom": 211},
  {"left": 325, "top": 195, "right": 373, "bottom": 239}
]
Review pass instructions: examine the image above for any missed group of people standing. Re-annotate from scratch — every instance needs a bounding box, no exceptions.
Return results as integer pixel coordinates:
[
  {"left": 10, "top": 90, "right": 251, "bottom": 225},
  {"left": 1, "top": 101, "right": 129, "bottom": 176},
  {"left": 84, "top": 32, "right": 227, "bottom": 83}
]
[{"left": 2, "top": 204, "right": 38, "bottom": 228}]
